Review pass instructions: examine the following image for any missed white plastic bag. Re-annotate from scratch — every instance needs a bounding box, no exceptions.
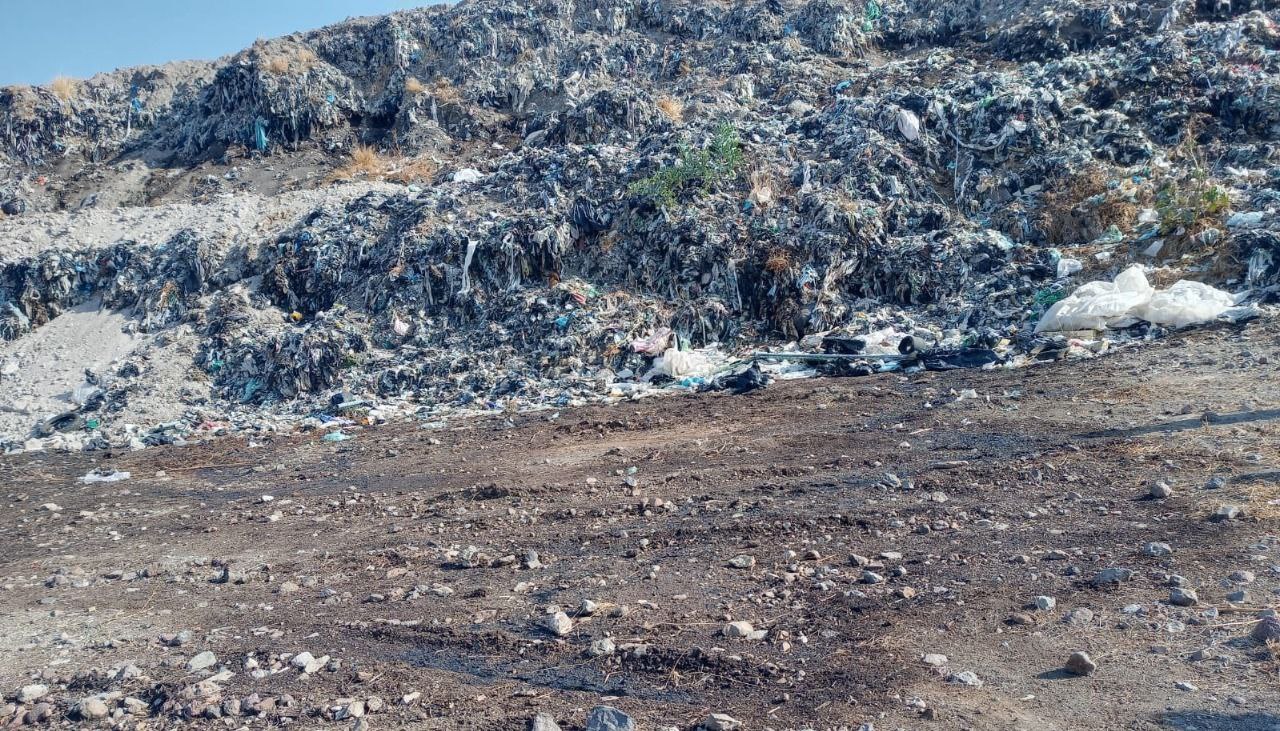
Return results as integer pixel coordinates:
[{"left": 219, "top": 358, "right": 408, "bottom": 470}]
[
  {"left": 1036, "top": 265, "right": 1153, "bottom": 332},
  {"left": 896, "top": 109, "right": 921, "bottom": 142},
  {"left": 1036, "top": 265, "right": 1236, "bottom": 333},
  {"left": 1136, "top": 280, "right": 1235, "bottom": 328},
  {"left": 650, "top": 347, "right": 712, "bottom": 378}
]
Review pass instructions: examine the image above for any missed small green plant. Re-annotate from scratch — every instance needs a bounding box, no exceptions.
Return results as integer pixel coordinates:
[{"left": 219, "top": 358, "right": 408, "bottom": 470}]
[
  {"left": 1155, "top": 176, "right": 1229, "bottom": 236},
  {"left": 629, "top": 123, "right": 743, "bottom": 208},
  {"left": 1154, "top": 121, "right": 1230, "bottom": 249}
]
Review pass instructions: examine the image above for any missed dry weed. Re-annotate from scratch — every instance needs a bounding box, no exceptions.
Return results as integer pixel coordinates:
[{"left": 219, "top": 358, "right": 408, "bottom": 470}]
[
  {"left": 386, "top": 155, "right": 438, "bottom": 183},
  {"left": 749, "top": 169, "right": 775, "bottom": 209},
  {"left": 329, "top": 144, "right": 388, "bottom": 182},
  {"left": 265, "top": 56, "right": 291, "bottom": 74},
  {"left": 49, "top": 76, "right": 79, "bottom": 102},
  {"left": 1038, "top": 165, "right": 1111, "bottom": 246},
  {"left": 432, "top": 78, "right": 462, "bottom": 103},
  {"left": 765, "top": 248, "right": 793, "bottom": 273},
  {"left": 404, "top": 76, "right": 426, "bottom": 95},
  {"left": 264, "top": 47, "right": 318, "bottom": 75},
  {"left": 656, "top": 96, "right": 684, "bottom": 124}
]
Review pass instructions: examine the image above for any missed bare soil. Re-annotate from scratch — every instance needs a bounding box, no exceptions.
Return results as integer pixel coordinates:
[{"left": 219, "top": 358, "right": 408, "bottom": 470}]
[{"left": 2, "top": 320, "right": 1279, "bottom": 730}]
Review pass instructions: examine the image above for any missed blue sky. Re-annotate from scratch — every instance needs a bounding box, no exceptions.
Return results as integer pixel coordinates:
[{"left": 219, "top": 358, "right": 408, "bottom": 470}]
[{"left": 0, "top": 1, "right": 444, "bottom": 85}]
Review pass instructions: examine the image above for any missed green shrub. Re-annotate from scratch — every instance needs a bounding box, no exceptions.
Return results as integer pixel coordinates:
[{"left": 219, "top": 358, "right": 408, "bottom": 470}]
[{"left": 629, "top": 123, "right": 743, "bottom": 207}]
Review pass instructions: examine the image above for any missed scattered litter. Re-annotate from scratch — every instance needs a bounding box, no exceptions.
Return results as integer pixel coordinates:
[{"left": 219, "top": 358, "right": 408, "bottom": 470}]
[{"left": 80, "top": 469, "right": 131, "bottom": 484}]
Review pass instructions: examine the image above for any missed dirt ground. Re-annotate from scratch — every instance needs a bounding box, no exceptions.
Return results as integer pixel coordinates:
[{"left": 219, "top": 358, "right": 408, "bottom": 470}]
[{"left": 2, "top": 320, "right": 1279, "bottom": 731}]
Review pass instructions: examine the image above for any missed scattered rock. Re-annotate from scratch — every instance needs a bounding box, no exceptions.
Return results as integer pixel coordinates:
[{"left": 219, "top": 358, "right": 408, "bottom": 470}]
[
  {"left": 1033, "top": 595, "right": 1057, "bottom": 611},
  {"left": 1091, "top": 568, "right": 1134, "bottom": 586},
  {"left": 78, "top": 697, "right": 109, "bottom": 720},
  {"left": 1149, "top": 482, "right": 1173, "bottom": 499},
  {"left": 946, "top": 670, "right": 983, "bottom": 687},
  {"left": 586, "top": 705, "right": 636, "bottom": 731},
  {"left": 723, "top": 621, "right": 755, "bottom": 638},
  {"left": 1065, "top": 651, "right": 1097, "bottom": 676},
  {"left": 1143, "top": 542, "right": 1173, "bottom": 557},
  {"left": 727, "top": 555, "right": 756, "bottom": 569},
  {"left": 1251, "top": 617, "right": 1280, "bottom": 643},
  {"left": 187, "top": 651, "right": 217, "bottom": 672},
  {"left": 531, "top": 713, "right": 563, "bottom": 731},
  {"left": 1210, "top": 505, "right": 1242, "bottom": 522},
  {"left": 543, "top": 611, "right": 573, "bottom": 637},
  {"left": 921, "top": 653, "right": 948, "bottom": 667},
  {"left": 589, "top": 638, "right": 616, "bottom": 657},
  {"left": 701, "top": 713, "right": 741, "bottom": 731},
  {"left": 1169, "top": 588, "right": 1199, "bottom": 607},
  {"left": 1064, "top": 608, "right": 1095, "bottom": 626},
  {"left": 17, "top": 685, "right": 48, "bottom": 704}
]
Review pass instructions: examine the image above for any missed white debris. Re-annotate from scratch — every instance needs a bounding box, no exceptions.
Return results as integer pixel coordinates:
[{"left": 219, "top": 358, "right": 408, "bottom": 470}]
[{"left": 1036, "top": 265, "right": 1238, "bottom": 333}]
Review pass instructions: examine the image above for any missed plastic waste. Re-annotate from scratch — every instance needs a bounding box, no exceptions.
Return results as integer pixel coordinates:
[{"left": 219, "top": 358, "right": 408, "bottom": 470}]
[
  {"left": 1227, "top": 211, "right": 1265, "bottom": 229},
  {"left": 896, "top": 109, "right": 921, "bottom": 142},
  {"left": 322, "top": 431, "right": 353, "bottom": 442},
  {"left": 1036, "top": 265, "right": 1236, "bottom": 333},
  {"left": 1137, "top": 281, "right": 1236, "bottom": 328},
  {"left": 649, "top": 347, "right": 714, "bottom": 379},
  {"left": 631, "top": 328, "right": 672, "bottom": 354},
  {"left": 705, "top": 363, "right": 770, "bottom": 394},
  {"left": 1056, "top": 258, "right": 1083, "bottom": 278},
  {"left": 80, "top": 469, "right": 131, "bottom": 483}
]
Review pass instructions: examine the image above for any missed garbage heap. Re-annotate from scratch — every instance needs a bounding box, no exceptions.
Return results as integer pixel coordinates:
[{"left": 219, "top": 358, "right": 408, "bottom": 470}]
[{"left": 1, "top": 0, "right": 1278, "bottom": 449}]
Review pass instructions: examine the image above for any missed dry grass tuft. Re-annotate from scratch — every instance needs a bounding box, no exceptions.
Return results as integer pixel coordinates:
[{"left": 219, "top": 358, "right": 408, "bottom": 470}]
[
  {"left": 265, "top": 56, "right": 291, "bottom": 74},
  {"left": 49, "top": 76, "right": 79, "bottom": 102},
  {"left": 1241, "top": 480, "right": 1280, "bottom": 521},
  {"left": 328, "top": 144, "right": 387, "bottom": 182},
  {"left": 749, "top": 169, "right": 775, "bottom": 210},
  {"left": 765, "top": 248, "right": 793, "bottom": 274},
  {"left": 431, "top": 78, "right": 462, "bottom": 103},
  {"left": 349, "top": 144, "right": 382, "bottom": 174},
  {"left": 1038, "top": 164, "right": 1111, "bottom": 246},
  {"left": 264, "top": 47, "right": 319, "bottom": 75},
  {"left": 656, "top": 96, "right": 684, "bottom": 124},
  {"left": 294, "top": 48, "right": 318, "bottom": 70},
  {"left": 385, "top": 155, "right": 439, "bottom": 184},
  {"left": 404, "top": 76, "right": 426, "bottom": 96},
  {"left": 331, "top": 146, "right": 440, "bottom": 184}
]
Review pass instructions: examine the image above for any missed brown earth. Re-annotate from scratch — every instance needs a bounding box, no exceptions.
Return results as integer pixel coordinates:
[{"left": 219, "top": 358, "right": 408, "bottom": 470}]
[{"left": 2, "top": 320, "right": 1279, "bottom": 731}]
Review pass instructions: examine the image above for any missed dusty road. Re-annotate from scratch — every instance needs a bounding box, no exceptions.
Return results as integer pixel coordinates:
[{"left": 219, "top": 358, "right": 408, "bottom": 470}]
[{"left": 2, "top": 320, "right": 1279, "bottom": 730}]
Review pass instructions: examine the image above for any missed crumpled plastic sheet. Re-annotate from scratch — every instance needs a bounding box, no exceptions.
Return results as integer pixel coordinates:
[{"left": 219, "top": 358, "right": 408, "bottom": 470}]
[{"left": 1036, "top": 264, "right": 1240, "bottom": 332}]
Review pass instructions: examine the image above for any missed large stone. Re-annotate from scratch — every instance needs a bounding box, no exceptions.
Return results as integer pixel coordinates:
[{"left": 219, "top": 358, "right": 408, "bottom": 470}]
[
  {"left": 78, "top": 698, "right": 110, "bottom": 720},
  {"left": 1169, "top": 588, "right": 1199, "bottom": 607},
  {"left": 1251, "top": 616, "right": 1280, "bottom": 643},
  {"left": 543, "top": 611, "right": 573, "bottom": 637},
  {"left": 586, "top": 705, "right": 636, "bottom": 731},
  {"left": 702, "top": 713, "right": 742, "bottom": 730},
  {"left": 1065, "top": 651, "right": 1097, "bottom": 676}
]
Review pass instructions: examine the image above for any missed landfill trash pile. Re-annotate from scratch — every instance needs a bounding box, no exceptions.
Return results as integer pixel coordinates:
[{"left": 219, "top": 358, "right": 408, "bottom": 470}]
[{"left": 2, "top": 0, "right": 1279, "bottom": 451}]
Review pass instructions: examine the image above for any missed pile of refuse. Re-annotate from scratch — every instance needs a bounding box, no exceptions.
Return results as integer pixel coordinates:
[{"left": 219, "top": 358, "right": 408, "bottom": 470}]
[{"left": 1, "top": 0, "right": 1278, "bottom": 451}]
